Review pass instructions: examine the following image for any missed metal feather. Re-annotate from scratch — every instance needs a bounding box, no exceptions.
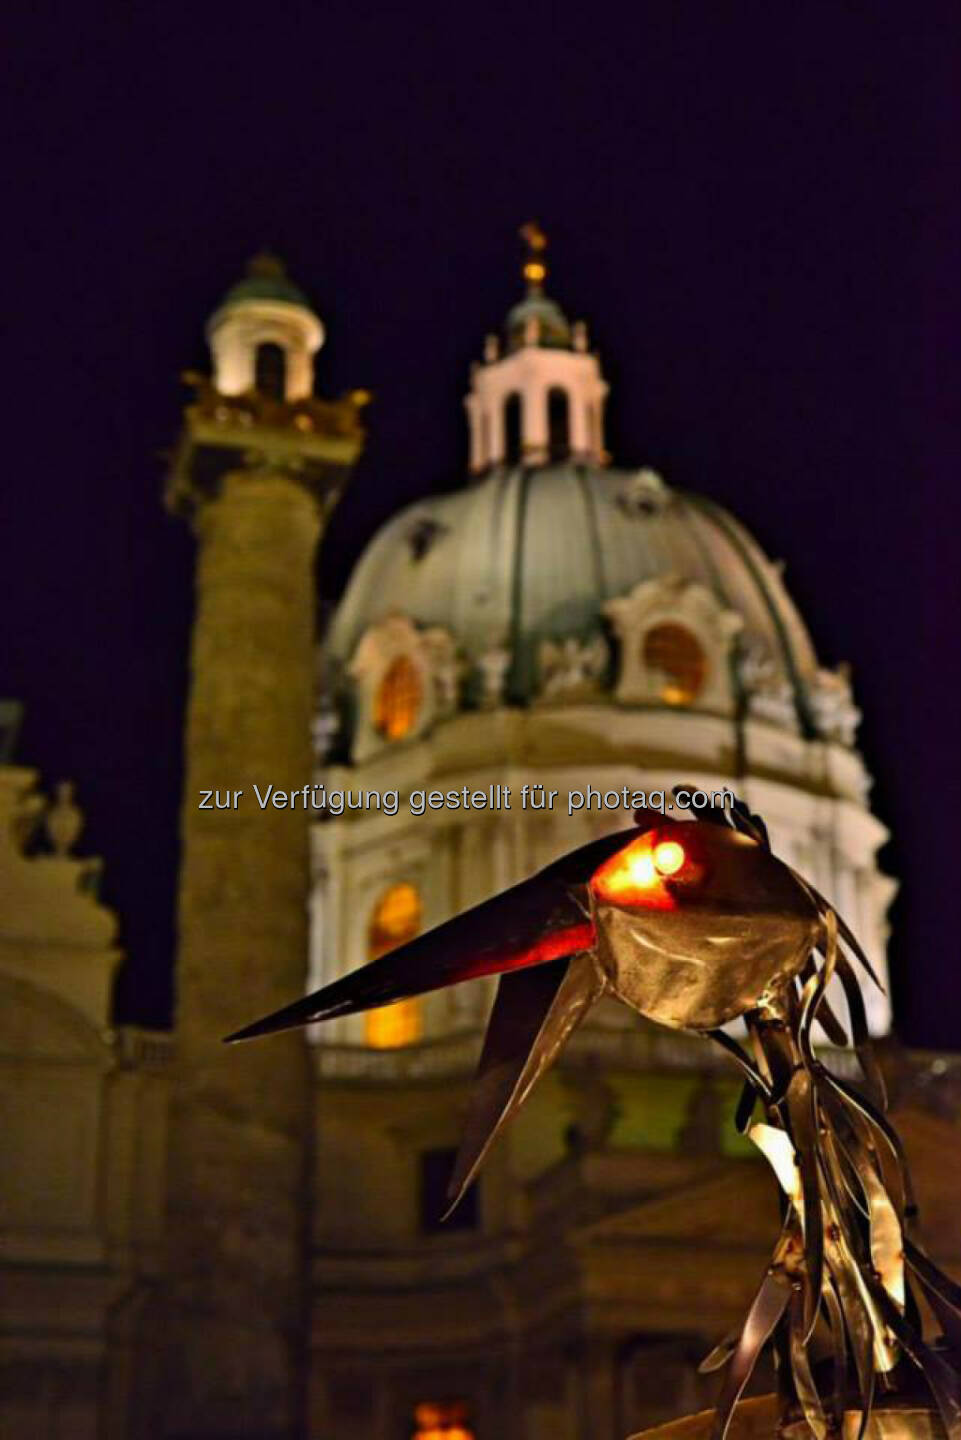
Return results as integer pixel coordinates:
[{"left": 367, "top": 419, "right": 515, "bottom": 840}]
[{"left": 444, "top": 949, "right": 605, "bottom": 1214}]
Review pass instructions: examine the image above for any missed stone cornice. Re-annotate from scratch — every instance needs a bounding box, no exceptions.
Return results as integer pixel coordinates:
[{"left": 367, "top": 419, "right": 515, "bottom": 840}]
[{"left": 166, "top": 373, "right": 367, "bottom": 522}]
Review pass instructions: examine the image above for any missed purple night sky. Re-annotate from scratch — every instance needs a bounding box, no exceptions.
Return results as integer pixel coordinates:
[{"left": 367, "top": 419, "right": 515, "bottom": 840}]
[{"left": 2, "top": 7, "right": 958, "bottom": 1046}]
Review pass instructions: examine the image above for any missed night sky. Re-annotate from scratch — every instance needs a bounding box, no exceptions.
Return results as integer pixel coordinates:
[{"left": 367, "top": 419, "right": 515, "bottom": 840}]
[{"left": 2, "top": 8, "right": 958, "bottom": 1047}]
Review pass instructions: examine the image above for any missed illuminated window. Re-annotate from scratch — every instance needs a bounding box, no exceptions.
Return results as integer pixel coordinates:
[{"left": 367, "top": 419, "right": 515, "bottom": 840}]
[
  {"left": 374, "top": 656, "right": 422, "bottom": 741},
  {"left": 643, "top": 623, "right": 706, "bottom": 706},
  {"left": 369, "top": 881, "right": 421, "bottom": 953},
  {"left": 412, "top": 1400, "right": 475, "bottom": 1440},
  {"left": 365, "top": 882, "right": 423, "bottom": 1048}
]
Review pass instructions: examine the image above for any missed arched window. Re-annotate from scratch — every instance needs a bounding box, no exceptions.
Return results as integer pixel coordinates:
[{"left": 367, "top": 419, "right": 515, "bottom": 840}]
[
  {"left": 365, "top": 882, "right": 423, "bottom": 1048},
  {"left": 547, "top": 386, "right": 570, "bottom": 459},
  {"left": 503, "top": 392, "right": 523, "bottom": 465},
  {"left": 254, "top": 341, "right": 287, "bottom": 400},
  {"left": 374, "top": 655, "right": 422, "bottom": 740},
  {"left": 643, "top": 623, "right": 707, "bottom": 705}
]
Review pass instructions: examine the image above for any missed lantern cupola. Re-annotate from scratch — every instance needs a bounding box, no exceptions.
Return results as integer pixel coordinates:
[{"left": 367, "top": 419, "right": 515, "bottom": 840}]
[
  {"left": 206, "top": 252, "right": 324, "bottom": 401},
  {"left": 464, "top": 224, "right": 609, "bottom": 472}
]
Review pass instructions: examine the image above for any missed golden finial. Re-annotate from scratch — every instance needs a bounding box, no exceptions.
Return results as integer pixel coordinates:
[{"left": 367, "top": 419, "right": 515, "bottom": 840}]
[
  {"left": 246, "top": 251, "right": 287, "bottom": 280},
  {"left": 520, "top": 221, "right": 548, "bottom": 290}
]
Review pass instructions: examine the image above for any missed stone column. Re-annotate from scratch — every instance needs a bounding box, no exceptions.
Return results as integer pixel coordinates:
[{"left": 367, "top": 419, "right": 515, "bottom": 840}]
[
  {"left": 524, "top": 382, "right": 549, "bottom": 464},
  {"left": 163, "top": 467, "right": 320, "bottom": 1439}
]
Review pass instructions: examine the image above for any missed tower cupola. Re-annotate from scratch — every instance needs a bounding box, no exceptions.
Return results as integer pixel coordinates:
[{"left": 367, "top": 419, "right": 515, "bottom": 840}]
[
  {"left": 206, "top": 252, "right": 324, "bottom": 401},
  {"left": 464, "top": 224, "right": 609, "bottom": 472}
]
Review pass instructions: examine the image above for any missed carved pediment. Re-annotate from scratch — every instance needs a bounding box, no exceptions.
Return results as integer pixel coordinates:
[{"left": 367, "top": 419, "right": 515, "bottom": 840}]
[
  {"left": 348, "top": 614, "right": 460, "bottom": 761},
  {"left": 604, "top": 577, "right": 743, "bottom": 712}
]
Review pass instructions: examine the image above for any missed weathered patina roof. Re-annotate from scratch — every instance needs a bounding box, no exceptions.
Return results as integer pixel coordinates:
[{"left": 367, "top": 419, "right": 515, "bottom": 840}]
[
  {"left": 218, "top": 252, "right": 311, "bottom": 310},
  {"left": 326, "top": 462, "right": 819, "bottom": 726}
]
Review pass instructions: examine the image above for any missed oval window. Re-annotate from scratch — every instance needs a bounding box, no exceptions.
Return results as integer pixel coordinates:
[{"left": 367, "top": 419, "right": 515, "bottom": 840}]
[
  {"left": 642, "top": 623, "right": 706, "bottom": 705},
  {"left": 365, "top": 882, "right": 423, "bottom": 1048},
  {"left": 374, "top": 655, "right": 422, "bottom": 740}
]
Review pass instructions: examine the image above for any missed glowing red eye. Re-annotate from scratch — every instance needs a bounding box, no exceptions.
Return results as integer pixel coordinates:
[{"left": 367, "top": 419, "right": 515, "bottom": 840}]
[
  {"left": 653, "top": 840, "right": 685, "bottom": 876},
  {"left": 617, "top": 850, "right": 657, "bottom": 889},
  {"left": 591, "top": 836, "right": 675, "bottom": 909}
]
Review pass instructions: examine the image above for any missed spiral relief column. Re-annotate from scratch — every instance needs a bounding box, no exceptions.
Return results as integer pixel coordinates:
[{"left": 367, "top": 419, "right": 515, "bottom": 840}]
[{"left": 161, "top": 256, "right": 365, "bottom": 1438}]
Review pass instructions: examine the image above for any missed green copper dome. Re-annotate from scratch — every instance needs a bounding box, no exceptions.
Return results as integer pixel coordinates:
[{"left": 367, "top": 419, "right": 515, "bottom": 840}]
[
  {"left": 326, "top": 463, "right": 820, "bottom": 729},
  {"left": 219, "top": 253, "right": 312, "bottom": 310},
  {"left": 505, "top": 290, "right": 572, "bottom": 349}
]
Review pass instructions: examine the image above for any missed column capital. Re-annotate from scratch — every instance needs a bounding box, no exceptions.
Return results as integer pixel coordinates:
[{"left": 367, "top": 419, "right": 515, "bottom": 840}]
[{"left": 165, "top": 371, "right": 368, "bottom": 523}]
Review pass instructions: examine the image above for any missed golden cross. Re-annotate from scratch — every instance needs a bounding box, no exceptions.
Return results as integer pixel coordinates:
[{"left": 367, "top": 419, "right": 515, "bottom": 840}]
[{"left": 520, "top": 221, "right": 548, "bottom": 288}]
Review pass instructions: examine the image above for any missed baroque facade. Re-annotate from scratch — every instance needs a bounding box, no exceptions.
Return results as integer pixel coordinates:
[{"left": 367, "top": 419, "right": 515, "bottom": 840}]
[
  {"left": 1, "top": 243, "right": 959, "bottom": 1440},
  {"left": 0, "top": 705, "right": 169, "bottom": 1438}
]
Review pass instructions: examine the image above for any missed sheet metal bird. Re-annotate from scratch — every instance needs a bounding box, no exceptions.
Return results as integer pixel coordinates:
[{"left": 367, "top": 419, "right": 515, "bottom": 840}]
[{"left": 227, "top": 791, "right": 961, "bottom": 1439}]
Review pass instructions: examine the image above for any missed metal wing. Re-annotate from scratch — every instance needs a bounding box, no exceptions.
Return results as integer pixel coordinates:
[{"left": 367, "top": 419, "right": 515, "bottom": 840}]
[{"left": 444, "top": 950, "right": 606, "bottom": 1214}]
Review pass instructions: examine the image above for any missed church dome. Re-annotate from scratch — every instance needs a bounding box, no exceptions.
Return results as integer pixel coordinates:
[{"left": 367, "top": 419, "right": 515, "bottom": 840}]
[
  {"left": 204, "top": 253, "right": 324, "bottom": 403},
  {"left": 326, "top": 461, "right": 821, "bottom": 732},
  {"left": 217, "top": 252, "right": 311, "bottom": 310},
  {"left": 324, "top": 229, "right": 857, "bottom": 757},
  {"left": 313, "top": 230, "right": 888, "bottom": 1052},
  {"left": 505, "top": 291, "right": 572, "bottom": 349}
]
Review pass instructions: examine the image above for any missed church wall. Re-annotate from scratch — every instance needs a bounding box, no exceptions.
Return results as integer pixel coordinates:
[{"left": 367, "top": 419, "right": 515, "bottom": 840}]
[
  {"left": 0, "top": 767, "right": 171, "bottom": 1440},
  {"left": 306, "top": 1048, "right": 788, "bottom": 1440},
  {"left": 0, "top": 988, "right": 171, "bottom": 1440}
]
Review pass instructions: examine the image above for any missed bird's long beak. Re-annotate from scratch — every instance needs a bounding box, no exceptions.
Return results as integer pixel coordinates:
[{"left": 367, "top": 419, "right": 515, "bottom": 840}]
[{"left": 224, "top": 827, "right": 636, "bottom": 1044}]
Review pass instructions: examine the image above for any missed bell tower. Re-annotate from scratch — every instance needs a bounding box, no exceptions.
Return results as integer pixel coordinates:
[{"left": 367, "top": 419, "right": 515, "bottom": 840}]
[
  {"left": 162, "top": 256, "right": 366, "bottom": 1439},
  {"left": 464, "top": 223, "right": 609, "bottom": 472}
]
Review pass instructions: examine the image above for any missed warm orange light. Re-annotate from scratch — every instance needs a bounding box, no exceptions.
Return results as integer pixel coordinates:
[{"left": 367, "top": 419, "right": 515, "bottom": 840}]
[
  {"left": 375, "top": 655, "right": 422, "bottom": 740},
  {"left": 622, "top": 849, "right": 657, "bottom": 888},
  {"left": 653, "top": 840, "right": 686, "bottom": 876},
  {"left": 412, "top": 1400, "right": 475, "bottom": 1439},
  {"left": 366, "top": 883, "right": 423, "bottom": 1048},
  {"left": 589, "top": 828, "right": 705, "bottom": 910},
  {"left": 643, "top": 623, "right": 706, "bottom": 705},
  {"left": 369, "top": 882, "right": 421, "bottom": 951},
  {"left": 590, "top": 834, "right": 675, "bottom": 910},
  {"left": 365, "top": 1000, "right": 421, "bottom": 1049}
]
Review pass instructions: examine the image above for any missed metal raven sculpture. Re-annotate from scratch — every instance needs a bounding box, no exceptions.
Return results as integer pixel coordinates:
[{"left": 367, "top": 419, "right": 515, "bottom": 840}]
[{"left": 227, "top": 792, "right": 961, "bottom": 1438}]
